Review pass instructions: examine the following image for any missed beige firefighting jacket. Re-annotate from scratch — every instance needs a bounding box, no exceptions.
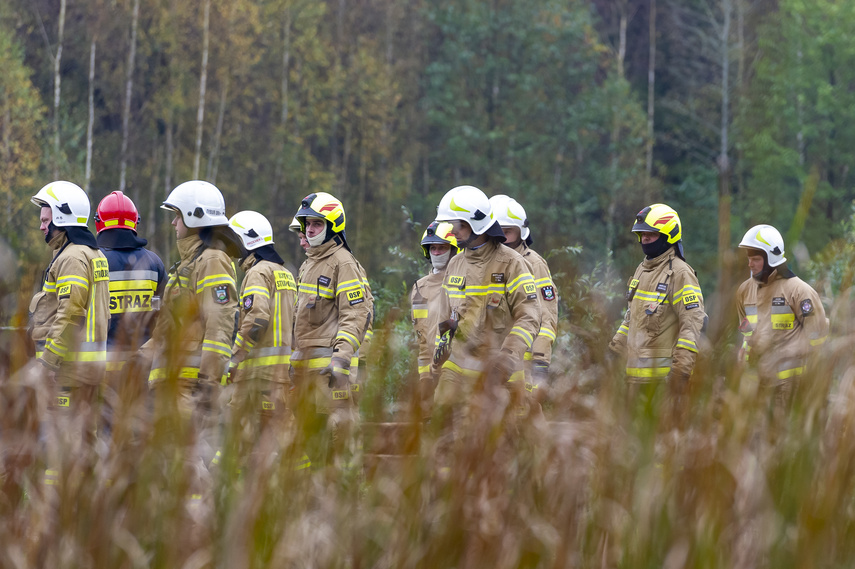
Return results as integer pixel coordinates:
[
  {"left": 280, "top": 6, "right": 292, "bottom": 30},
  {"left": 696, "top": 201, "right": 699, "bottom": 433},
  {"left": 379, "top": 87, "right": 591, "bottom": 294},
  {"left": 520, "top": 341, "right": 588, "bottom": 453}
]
[
  {"left": 736, "top": 268, "right": 828, "bottom": 383},
  {"left": 142, "top": 234, "right": 238, "bottom": 387},
  {"left": 411, "top": 269, "right": 446, "bottom": 381},
  {"left": 610, "top": 248, "right": 706, "bottom": 382},
  {"left": 230, "top": 255, "right": 296, "bottom": 383},
  {"left": 292, "top": 236, "right": 371, "bottom": 369},
  {"left": 353, "top": 261, "right": 374, "bottom": 369},
  {"left": 438, "top": 240, "right": 541, "bottom": 375},
  {"left": 29, "top": 231, "right": 110, "bottom": 385},
  {"left": 510, "top": 242, "right": 558, "bottom": 366}
]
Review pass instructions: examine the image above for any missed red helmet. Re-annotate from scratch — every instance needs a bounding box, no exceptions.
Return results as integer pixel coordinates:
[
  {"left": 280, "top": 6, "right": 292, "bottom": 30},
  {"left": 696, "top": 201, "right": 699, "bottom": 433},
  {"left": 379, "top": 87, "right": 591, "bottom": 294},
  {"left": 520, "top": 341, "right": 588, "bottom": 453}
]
[{"left": 95, "top": 191, "right": 140, "bottom": 234}]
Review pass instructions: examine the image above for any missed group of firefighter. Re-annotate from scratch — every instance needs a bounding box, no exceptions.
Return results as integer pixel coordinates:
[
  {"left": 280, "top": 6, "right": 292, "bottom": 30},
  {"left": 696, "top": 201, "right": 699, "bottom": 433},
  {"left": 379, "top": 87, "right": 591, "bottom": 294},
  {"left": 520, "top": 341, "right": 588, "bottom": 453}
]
[{"left": 26, "top": 178, "right": 829, "bottom": 475}]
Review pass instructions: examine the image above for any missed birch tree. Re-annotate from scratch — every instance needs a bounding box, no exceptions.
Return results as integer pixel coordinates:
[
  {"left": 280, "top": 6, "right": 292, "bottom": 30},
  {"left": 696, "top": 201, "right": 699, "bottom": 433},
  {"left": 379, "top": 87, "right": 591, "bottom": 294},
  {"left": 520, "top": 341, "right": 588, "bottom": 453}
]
[
  {"left": 193, "top": 0, "right": 211, "bottom": 179},
  {"left": 119, "top": 0, "right": 140, "bottom": 192}
]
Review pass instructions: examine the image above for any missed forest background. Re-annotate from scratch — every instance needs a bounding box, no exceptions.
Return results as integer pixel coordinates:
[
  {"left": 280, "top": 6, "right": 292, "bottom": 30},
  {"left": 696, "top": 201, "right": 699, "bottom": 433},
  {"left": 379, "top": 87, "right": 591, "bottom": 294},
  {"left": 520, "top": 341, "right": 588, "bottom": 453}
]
[{"left": 1, "top": 0, "right": 854, "bottom": 336}]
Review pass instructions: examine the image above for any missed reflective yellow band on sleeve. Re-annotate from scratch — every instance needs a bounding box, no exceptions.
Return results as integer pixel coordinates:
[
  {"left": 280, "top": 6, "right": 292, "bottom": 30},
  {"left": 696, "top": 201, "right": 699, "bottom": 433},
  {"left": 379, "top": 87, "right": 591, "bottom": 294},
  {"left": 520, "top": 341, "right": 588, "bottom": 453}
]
[
  {"left": 202, "top": 340, "right": 232, "bottom": 357},
  {"left": 676, "top": 338, "right": 698, "bottom": 353},
  {"left": 538, "top": 327, "right": 556, "bottom": 341},
  {"left": 335, "top": 330, "right": 361, "bottom": 349},
  {"left": 777, "top": 367, "right": 805, "bottom": 380},
  {"left": 510, "top": 326, "right": 534, "bottom": 347},
  {"left": 243, "top": 286, "right": 270, "bottom": 298},
  {"left": 618, "top": 323, "right": 629, "bottom": 336},
  {"left": 418, "top": 364, "right": 431, "bottom": 374},
  {"left": 810, "top": 336, "right": 827, "bottom": 347}
]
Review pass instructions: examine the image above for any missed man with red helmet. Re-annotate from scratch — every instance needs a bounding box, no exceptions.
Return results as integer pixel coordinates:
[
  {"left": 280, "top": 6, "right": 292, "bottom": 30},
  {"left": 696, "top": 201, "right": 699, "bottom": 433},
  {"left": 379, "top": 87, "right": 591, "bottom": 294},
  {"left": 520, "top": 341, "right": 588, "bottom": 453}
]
[{"left": 95, "top": 191, "right": 166, "bottom": 370}]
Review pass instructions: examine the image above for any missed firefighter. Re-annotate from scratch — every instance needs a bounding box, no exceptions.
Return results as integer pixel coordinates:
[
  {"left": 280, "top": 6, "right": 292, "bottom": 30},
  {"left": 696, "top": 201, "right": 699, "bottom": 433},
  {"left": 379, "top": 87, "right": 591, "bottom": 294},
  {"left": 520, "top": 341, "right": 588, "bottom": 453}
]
[
  {"left": 489, "top": 194, "right": 557, "bottom": 407},
  {"left": 609, "top": 204, "right": 706, "bottom": 425},
  {"left": 432, "top": 185, "right": 541, "bottom": 418},
  {"left": 226, "top": 210, "right": 296, "bottom": 445},
  {"left": 736, "top": 224, "right": 828, "bottom": 411},
  {"left": 410, "top": 221, "right": 460, "bottom": 417},
  {"left": 139, "top": 180, "right": 241, "bottom": 464},
  {"left": 29, "top": 181, "right": 110, "bottom": 449},
  {"left": 290, "top": 192, "right": 371, "bottom": 465},
  {"left": 291, "top": 213, "right": 373, "bottom": 404},
  {"left": 94, "top": 191, "right": 165, "bottom": 436},
  {"left": 96, "top": 191, "right": 165, "bottom": 362}
]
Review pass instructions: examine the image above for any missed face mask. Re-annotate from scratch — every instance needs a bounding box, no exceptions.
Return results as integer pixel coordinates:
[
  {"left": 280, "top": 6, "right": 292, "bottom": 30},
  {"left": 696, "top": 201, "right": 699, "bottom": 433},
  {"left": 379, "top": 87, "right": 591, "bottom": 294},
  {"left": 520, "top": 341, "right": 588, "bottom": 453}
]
[
  {"left": 641, "top": 234, "right": 670, "bottom": 259},
  {"left": 431, "top": 250, "right": 451, "bottom": 271},
  {"left": 306, "top": 226, "right": 327, "bottom": 248}
]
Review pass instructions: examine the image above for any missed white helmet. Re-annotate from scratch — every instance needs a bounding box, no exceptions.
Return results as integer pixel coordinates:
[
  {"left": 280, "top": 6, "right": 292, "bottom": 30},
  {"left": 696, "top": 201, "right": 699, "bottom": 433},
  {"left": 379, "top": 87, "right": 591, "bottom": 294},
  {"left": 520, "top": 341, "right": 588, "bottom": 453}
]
[
  {"left": 31, "top": 181, "right": 91, "bottom": 227},
  {"left": 161, "top": 180, "right": 228, "bottom": 228},
  {"left": 229, "top": 211, "right": 274, "bottom": 251},
  {"left": 739, "top": 224, "right": 786, "bottom": 267},
  {"left": 288, "top": 215, "right": 302, "bottom": 234},
  {"left": 489, "top": 194, "right": 530, "bottom": 241},
  {"left": 436, "top": 185, "right": 496, "bottom": 236}
]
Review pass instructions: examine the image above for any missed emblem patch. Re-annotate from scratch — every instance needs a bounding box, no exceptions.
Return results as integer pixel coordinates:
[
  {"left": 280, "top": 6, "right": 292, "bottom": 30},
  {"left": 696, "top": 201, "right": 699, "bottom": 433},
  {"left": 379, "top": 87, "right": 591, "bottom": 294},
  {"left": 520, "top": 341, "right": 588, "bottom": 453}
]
[
  {"left": 243, "top": 294, "right": 254, "bottom": 311},
  {"left": 627, "top": 278, "right": 639, "bottom": 300},
  {"left": 448, "top": 275, "right": 465, "bottom": 288},
  {"left": 541, "top": 285, "right": 555, "bottom": 301},
  {"left": 318, "top": 275, "right": 331, "bottom": 287},
  {"left": 492, "top": 273, "right": 505, "bottom": 283},
  {"left": 523, "top": 282, "right": 537, "bottom": 296},
  {"left": 656, "top": 282, "right": 668, "bottom": 293},
  {"left": 738, "top": 317, "right": 752, "bottom": 333},
  {"left": 683, "top": 292, "right": 699, "bottom": 309},
  {"left": 347, "top": 289, "right": 364, "bottom": 305},
  {"left": 58, "top": 284, "right": 72, "bottom": 299},
  {"left": 213, "top": 285, "right": 230, "bottom": 304},
  {"left": 800, "top": 299, "right": 814, "bottom": 316}
]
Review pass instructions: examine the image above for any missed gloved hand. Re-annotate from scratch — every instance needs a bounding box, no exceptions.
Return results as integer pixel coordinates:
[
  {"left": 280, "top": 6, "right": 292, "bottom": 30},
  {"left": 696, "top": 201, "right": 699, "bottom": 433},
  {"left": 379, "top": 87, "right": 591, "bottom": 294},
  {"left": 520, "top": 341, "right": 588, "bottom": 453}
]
[
  {"left": 319, "top": 357, "right": 350, "bottom": 390},
  {"left": 433, "top": 318, "right": 458, "bottom": 369},
  {"left": 667, "top": 370, "right": 690, "bottom": 397},
  {"left": 486, "top": 349, "right": 517, "bottom": 385}
]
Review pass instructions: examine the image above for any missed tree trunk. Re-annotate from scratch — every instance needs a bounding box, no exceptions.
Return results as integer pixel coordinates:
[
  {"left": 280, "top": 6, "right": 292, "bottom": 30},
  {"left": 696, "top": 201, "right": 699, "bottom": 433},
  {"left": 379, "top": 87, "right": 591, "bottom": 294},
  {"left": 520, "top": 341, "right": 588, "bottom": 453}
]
[
  {"left": 207, "top": 76, "right": 229, "bottom": 184},
  {"left": 646, "top": 0, "right": 656, "bottom": 179},
  {"left": 605, "top": 3, "right": 627, "bottom": 256},
  {"left": 85, "top": 39, "right": 96, "bottom": 193},
  {"left": 52, "top": 0, "right": 67, "bottom": 179},
  {"left": 194, "top": 0, "right": 211, "bottom": 180},
  {"left": 271, "top": 5, "right": 292, "bottom": 220},
  {"left": 120, "top": 0, "right": 140, "bottom": 193},
  {"left": 714, "top": 0, "right": 733, "bottom": 336},
  {"left": 2, "top": 102, "right": 10, "bottom": 225}
]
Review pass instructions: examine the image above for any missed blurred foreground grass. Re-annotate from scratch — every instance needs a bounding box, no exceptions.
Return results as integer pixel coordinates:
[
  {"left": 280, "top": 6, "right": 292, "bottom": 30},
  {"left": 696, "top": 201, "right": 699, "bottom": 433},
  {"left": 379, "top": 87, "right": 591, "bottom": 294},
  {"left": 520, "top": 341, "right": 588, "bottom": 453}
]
[{"left": 2, "top": 243, "right": 855, "bottom": 569}]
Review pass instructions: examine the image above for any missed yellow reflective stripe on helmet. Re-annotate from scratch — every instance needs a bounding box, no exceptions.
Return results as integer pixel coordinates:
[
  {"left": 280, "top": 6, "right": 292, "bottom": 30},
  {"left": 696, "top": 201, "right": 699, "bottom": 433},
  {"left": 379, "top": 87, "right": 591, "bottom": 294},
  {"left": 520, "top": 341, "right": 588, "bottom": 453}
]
[
  {"left": 196, "top": 274, "right": 235, "bottom": 292},
  {"left": 336, "top": 330, "right": 360, "bottom": 349},
  {"left": 203, "top": 340, "right": 232, "bottom": 357},
  {"left": 676, "top": 338, "right": 698, "bottom": 353},
  {"left": 626, "top": 366, "right": 670, "bottom": 378},
  {"left": 510, "top": 326, "right": 534, "bottom": 347},
  {"left": 243, "top": 286, "right": 270, "bottom": 298}
]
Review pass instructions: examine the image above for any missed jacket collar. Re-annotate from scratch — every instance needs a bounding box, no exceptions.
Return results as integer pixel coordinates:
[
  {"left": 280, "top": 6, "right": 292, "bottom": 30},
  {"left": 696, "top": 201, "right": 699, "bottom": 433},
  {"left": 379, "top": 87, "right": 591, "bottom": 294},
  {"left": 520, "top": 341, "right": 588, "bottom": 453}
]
[
  {"left": 240, "top": 252, "right": 257, "bottom": 273},
  {"left": 48, "top": 230, "right": 68, "bottom": 252},
  {"left": 641, "top": 247, "right": 675, "bottom": 270},
  {"left": 176, "top": 234, "right": 204, "bottom": 261},
  {"left": 306, "top": 235, "right": 342, "bottom": 260},
  {"left": 463, "top": 239, "right": 499, "bottom": 264}
]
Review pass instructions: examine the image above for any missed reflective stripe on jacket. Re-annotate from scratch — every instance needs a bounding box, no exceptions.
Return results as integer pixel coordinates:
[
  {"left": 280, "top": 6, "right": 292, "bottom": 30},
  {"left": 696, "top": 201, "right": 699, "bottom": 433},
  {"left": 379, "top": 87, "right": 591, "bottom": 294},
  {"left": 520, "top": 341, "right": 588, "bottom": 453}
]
[{"left": 411, "top": 270, "right": 445, "bottom": 379}]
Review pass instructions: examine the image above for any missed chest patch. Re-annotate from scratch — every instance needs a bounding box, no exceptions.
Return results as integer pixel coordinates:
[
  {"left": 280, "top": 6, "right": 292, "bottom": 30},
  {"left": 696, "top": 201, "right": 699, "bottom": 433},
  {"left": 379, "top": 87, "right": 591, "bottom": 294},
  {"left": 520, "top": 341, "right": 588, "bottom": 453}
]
[
  {"left": 800, "top": 299, "right": 814, "bottom": 316},
  {"left": 627, "top": 278, "right": 639, "bottom": 300},
  {"left": 541, "top": 285, "right": 555, "bottom": 301},
  {"left": 772, "top": 297, "right": 786, "bottom": 307},
  {"left": 213, "top": 285, "right": 230, "bottom": 304},
  {"left": 656, "top": 282, "right": 668, "bottom": 293},
  {"left": 243, "top": 294, "right": 254, "bottom": 311},
  {"left": 318, "top": 275, "right": 331, "bottom": 287},
  {"left": 492, "top": 273, "right": 505, "bottom": 283}
]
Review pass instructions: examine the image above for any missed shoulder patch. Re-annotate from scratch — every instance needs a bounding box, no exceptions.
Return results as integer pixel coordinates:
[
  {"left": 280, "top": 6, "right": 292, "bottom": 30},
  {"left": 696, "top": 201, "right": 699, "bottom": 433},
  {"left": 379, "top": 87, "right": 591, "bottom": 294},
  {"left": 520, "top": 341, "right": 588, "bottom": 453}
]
[
  {"left": 58, "top": 284, "right": 72, "bottom": 299},
  {"left": 800, "top": 299, "right": 814, "bottom": 316},
  {"left": 492, "top": 273, "right": 505, "bottom": 283},
  {"left": 447, "top": 275, "right": 465, "bottom": 289},
  {"left": 92, "top": 258, "right": 110, "bottom": 282},
  {"left": 523, "top": 282, "right": 537, "bottom": 295},
  {"left": 541, "top": 285, "right": 555, "bottom": 301},
  {"left": 213, "top": 284, "right": 230, "bottom": 304},
  {"left": 243, "top": 294, "right": 254, "bottom": 311}
]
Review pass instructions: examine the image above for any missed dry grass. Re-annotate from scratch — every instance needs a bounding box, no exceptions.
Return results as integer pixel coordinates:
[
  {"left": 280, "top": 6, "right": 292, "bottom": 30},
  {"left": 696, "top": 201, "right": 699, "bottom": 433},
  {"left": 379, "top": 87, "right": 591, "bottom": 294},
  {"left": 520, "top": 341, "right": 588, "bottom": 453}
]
[{"left": 2, "top": 273, "right": 855, "bottom": 569}]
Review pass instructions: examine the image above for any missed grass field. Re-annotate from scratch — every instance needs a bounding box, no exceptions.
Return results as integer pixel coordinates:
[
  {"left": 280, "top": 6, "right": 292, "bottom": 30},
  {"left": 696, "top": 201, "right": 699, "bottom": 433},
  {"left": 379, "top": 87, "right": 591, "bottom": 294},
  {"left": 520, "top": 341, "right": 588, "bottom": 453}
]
[{"left": 1, "top": 258, "right": 854, "bottom": 569}]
